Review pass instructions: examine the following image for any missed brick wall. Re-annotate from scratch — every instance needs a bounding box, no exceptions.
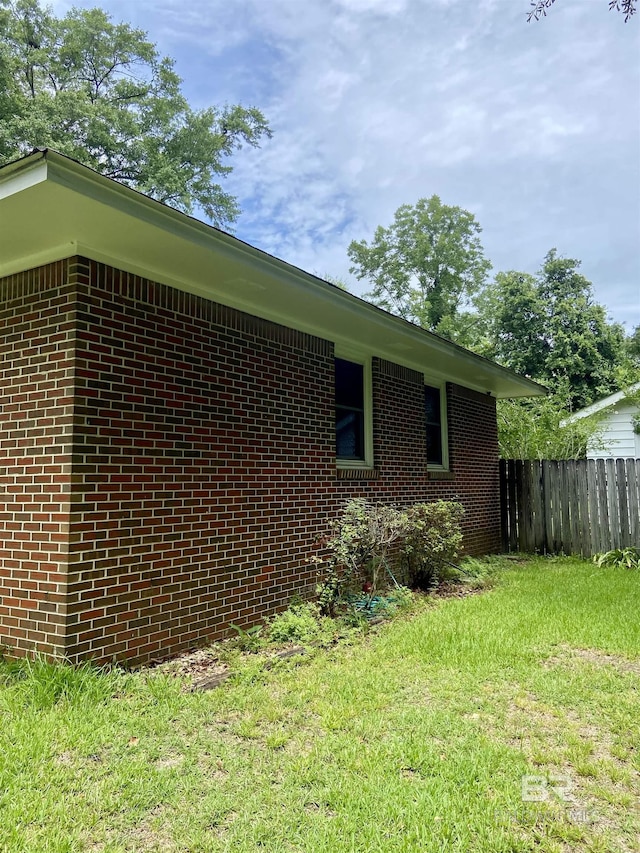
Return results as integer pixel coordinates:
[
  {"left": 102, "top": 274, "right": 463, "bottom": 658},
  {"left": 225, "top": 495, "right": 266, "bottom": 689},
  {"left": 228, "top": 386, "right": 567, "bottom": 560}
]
[
  {"left": 64, "top": 258, "right": 336, "bottom": 664},
  {"left": 0, "top": 262, "right": 75, "bottom": 658},
  {"left": 0, "top": 257, "right": 501, "bottom": 664}
]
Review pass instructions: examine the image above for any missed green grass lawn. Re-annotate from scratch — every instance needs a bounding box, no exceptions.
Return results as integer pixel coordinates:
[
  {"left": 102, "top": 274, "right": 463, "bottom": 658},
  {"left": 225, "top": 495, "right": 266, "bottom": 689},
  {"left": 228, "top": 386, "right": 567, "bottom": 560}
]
[{"left": 1, "top": 556, "right": 639, "bottom": 853}]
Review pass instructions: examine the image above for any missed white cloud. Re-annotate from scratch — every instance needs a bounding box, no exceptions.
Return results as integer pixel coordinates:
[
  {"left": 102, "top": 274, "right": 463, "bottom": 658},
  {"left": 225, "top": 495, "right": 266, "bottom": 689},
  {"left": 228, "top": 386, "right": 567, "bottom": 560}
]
[{"left": 334, "top": 0, "right": 408, "bottom": 14}]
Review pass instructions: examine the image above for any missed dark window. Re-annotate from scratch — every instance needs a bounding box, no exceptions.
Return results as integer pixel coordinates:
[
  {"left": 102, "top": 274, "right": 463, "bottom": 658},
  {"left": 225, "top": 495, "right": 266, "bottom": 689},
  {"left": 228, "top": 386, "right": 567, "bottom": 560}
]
[
  {"left": 425, "top": 385, "right": 443, "bottom": 466},
  {"left": 335, "top": 358, "right": 365, "bottom": 460}
]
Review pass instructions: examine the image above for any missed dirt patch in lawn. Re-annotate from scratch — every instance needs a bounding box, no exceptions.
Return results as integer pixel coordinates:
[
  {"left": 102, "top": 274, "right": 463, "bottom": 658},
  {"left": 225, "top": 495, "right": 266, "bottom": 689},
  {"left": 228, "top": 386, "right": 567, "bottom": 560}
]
[{"left": 544, "top": 645, "right": 640, "bottom": 676}]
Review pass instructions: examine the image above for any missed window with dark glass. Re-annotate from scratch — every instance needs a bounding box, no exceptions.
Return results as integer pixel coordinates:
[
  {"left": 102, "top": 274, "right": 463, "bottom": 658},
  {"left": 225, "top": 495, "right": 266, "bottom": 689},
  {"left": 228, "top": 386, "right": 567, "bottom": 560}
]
[
  {"left": 335, "top": 358, "right": 365, "bottom": 460},
  {"left": 425, "top": 385, "right": 443, "bottom": 466}
]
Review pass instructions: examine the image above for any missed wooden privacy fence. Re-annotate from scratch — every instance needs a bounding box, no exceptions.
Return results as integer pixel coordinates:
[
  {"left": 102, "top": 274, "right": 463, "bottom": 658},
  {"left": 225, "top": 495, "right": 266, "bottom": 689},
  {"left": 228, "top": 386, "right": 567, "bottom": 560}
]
[{"left": 500, "top": 458, "right": 640, "bottom": 557}]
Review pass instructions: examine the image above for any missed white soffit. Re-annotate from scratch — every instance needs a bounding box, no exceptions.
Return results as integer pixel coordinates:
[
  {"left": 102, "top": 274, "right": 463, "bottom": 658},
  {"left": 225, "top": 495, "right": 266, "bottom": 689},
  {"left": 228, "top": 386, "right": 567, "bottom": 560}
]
[{"left": 0, "top": 150, "right": 545, "bottom": 400}]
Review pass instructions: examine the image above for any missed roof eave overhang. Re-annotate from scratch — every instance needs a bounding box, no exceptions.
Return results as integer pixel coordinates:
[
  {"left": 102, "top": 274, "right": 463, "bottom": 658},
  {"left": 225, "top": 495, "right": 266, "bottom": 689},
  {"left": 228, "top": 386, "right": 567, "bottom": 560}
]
[
  {"left": 563, "top": 381, "right": 640, "bottom": 423},
  {"left": 0, "top": 149, "right": 545, "bottom": 400}
]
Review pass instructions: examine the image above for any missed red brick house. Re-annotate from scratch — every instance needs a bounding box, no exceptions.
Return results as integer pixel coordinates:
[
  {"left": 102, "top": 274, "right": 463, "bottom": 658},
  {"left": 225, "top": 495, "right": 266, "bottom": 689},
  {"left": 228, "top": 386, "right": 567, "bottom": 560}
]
[{"left": 0, "top": 150, "right": 543, "bottom": 664}]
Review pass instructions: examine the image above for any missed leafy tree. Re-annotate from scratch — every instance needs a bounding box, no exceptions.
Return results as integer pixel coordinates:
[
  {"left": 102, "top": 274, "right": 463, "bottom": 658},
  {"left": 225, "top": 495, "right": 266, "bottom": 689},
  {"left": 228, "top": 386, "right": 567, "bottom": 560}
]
[
  {"left": 0, "top": 0, "right": 271, "bottom": 226},
  {"left": 479, "top": 251, "right": 630, "bottom": 411},
  {"left": 527, "top": 0, "right": 636, "bottom": 22},
  {"left": 347, "top": 196, "right": 491, "bottom": 337},
  {"left": 472, "top": 251, "right": 640, "bottom": 459},
  {"left": 627, "top": 325, "right": 640, "bottom": 359},
  {"left": 472, "top": 271, "right": 547, "bottom": 374}
]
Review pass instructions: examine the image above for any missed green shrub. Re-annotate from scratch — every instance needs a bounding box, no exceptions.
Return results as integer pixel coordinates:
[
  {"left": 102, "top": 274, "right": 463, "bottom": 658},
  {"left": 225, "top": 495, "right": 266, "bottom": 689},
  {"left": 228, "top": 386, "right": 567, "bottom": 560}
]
[
  {"left": 313, "top": 498, "right": 407, "bottom": 612},
  {"left": 314, "top": 498, "right": 465, "bottom": 605},
  {"left": 593, "top": 547, "right": 640, "bottom": 570},
  {"left": 328, "top": 498, "right": 406, "bottom": 586},
  {"left": 315, "top": 563, "right": 343, "bottom": 617},
  {"left": 267, "top": 602, "right": 324, "bottom": 644},
  {"left": 402, "top": 501, "right": 464, "bottom": 590},
  {"left": 229, "top": 623, "right": 264, "bottom": 652}
]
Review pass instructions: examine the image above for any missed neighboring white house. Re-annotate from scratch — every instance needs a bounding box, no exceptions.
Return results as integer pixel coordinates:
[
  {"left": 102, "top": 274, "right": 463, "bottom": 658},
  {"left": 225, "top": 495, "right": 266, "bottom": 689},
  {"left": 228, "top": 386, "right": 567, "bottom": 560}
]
[{"left": 564, "top": 383, "right": 640, "bottom": 459}]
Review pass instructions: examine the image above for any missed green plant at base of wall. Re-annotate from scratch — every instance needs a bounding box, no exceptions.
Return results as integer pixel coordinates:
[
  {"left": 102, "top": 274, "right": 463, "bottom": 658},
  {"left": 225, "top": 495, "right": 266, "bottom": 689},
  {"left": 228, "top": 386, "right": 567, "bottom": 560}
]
[
  {"left": 402, "top": 501, "right": 465, "bottom": 589},
  {"left": 229, "top": 623, "right": 264, "bottom": 652}
]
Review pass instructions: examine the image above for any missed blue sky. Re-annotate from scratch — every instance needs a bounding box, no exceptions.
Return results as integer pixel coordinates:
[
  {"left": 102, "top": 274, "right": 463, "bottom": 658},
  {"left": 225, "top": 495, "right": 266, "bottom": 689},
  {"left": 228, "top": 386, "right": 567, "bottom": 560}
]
[{"left": 52, "top": 0, "right": 640, "bottom": 330}]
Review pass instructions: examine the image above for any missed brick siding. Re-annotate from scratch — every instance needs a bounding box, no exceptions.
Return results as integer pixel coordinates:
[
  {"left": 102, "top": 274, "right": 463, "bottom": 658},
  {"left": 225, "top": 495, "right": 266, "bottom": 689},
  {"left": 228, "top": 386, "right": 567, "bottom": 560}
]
[
  {"left": 1, "top": 257, "right": 500, "bottom": 664},
  {"left": 0, "top": 262, "right": 75, "bottom": 658}
]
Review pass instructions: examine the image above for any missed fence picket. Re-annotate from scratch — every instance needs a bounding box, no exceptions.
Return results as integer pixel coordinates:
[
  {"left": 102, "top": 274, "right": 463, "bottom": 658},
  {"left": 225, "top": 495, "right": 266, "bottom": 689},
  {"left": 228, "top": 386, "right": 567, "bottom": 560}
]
[
  {"left": 627, "top": 460, "right": 639, "bottom": 545},
  {"left": 532, "top": 460, "right": 544, "bottom": 551},
  {"left": 616, "top": 458, "right": 630, "bottom": 548},
  {"left": 576, "top": 459, "right": 590, "bottom": 557},
  {"left": 568, "top": 462, "right": 581, "bottom": 555},
  {"left": 549, "top": 461, "right": 562, "bottom": 553},
  {"left": 606, "top": 459, "right": 620, "bottom": 550},
  {"left": 519, "top": 460, "right": 531, "bottom": 552},
  {"left": 542, "top": 460, "right": 554, "bottom": 554},
  {"left": 525, "top": 461, "right": 537, "bottom": 552},
  {"left": 596, "top": 460, "right": 610, "bottom": 552},
  {"left": 508, "top": 460, "right": 518, "bottom": 552},
  {"left": 586, "top": 460, "right": 600, "bottom": 555},
  {"left": 500, "top": 460, "right": 508, "bottom": 551},
  {"left": 514, "top": 460, "right": 524, "bottom": 551},
  {"left": 559, "top": 462, "right": 571, "bottom": 554}
]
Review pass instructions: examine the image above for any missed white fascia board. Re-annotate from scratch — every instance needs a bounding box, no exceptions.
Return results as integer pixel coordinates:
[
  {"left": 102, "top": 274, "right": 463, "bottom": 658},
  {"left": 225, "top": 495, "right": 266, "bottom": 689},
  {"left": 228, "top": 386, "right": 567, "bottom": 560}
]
[{"left": 0, "top": 154, "right": 48, "bottom": 200}]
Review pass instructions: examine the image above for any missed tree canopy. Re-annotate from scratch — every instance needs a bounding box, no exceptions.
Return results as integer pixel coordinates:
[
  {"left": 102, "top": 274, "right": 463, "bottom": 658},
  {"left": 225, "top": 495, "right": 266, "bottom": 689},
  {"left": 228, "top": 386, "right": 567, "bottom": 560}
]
[
  {"left": 0, "top": 0, "right": 271, "bottom": 227},
  {"left": 471, "top": 252, "right": 639, "bottom": 458},
  {"left": 347, "top": 196, "right": 491, "bottom": 338},
  {"left": 627, "top": 325, "right": 640, "bottom": 359},
  {"left": 478, "top": 251, "right": 631, "bottom": 411}
]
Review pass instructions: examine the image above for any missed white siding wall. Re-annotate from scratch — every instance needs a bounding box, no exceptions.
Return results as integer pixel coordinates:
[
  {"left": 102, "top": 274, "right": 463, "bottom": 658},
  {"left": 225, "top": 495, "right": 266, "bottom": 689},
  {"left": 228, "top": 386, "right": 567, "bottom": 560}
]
[{"left": 586, "top": 402, "right": 640, "bottom": 459}]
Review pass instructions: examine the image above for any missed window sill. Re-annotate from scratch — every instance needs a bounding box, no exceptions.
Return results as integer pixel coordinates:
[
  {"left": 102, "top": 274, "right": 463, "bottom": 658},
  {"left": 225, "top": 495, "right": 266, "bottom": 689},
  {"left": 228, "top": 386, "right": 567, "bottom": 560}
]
[
  {"left": 337, "top": 467, "right": 380, "bottom": 480},
  {"left": 427, "top": 470, "right": 455, "bottom": 481}
]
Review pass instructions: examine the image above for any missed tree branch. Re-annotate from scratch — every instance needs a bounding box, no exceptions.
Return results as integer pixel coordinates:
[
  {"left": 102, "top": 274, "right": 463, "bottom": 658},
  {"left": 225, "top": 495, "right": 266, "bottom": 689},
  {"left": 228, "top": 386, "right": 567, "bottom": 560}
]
[{"left": 528, "top": 0, "right": 636, "bottom": 21}]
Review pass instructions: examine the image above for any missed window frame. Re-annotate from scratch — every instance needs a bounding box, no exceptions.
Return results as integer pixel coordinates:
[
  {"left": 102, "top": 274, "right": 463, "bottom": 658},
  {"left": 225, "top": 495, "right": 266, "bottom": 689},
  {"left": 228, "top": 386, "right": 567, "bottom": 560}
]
[
  {"left": 335, "top": 349, "right": 373, "bottom": 469},
  {"left": 424, "top": 378, "right": 449, "bottom": 471}
]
